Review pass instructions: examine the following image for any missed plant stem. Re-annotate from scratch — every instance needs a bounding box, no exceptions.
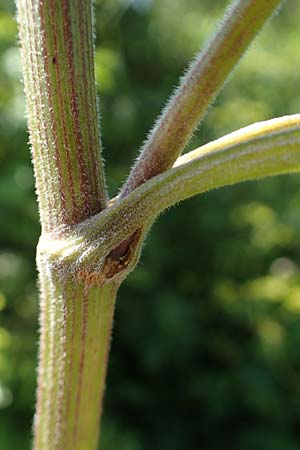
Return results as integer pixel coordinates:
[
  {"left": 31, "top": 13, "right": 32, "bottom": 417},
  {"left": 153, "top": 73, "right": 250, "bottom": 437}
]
[
  {"left": 16, "top": 0, "right": 297, "bottom": 448},
  {"left": 114, "top": 0, "right": 282, "bottom": 262},
  {"left": 17, "top": 1, "right": 114, "bottom": 449},
  {"left": 121, "top": 0, "right": 282, "bottom": 198},
  {"left": 36, "top": 116, "right": 300, "bottom": 284},
  {"left": 34, "top": 257, "right": 118, "bottom": 450},
  {"left": 52, "top": 116, "right": 299, "bottom": 270},
  {"left": 17, "top": 0, "right": 107, "bottom": 232}
]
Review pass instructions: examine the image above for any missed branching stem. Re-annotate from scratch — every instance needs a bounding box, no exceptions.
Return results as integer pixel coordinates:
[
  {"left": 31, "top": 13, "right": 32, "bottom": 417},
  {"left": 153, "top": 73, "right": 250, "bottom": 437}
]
[
  {"left": 16, "top": 0, "right": 297, "bottom": 449},
  {"left": 40, "top": 116, "right": 300, "bottom": 284},
  {"left": 121, "top": 0, "right": 282, "bottom": 198}
]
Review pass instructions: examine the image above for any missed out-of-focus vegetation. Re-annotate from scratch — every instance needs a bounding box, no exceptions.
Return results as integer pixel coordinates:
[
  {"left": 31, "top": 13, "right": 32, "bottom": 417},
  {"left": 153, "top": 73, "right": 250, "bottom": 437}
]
[{"left": 1, "top": 0, "right": 300, "bottom": 449}]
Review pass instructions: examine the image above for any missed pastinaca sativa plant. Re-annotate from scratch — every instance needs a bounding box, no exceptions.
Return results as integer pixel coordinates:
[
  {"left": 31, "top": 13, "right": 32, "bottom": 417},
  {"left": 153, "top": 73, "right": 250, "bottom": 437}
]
[{"left": 16, "top": 0, "right": 300, "bottom": 449}]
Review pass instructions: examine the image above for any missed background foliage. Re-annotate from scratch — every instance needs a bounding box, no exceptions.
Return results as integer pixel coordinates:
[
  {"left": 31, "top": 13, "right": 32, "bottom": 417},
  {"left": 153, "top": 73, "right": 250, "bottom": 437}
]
[{"left": 1, "top": 0, "right": 300, "bottom": 449}]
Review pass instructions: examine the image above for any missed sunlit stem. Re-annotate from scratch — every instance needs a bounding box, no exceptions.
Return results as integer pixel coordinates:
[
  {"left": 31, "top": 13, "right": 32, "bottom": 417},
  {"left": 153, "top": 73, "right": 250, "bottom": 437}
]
[{"left": 121, "top": 0, "right": 282, "bottom": 197}]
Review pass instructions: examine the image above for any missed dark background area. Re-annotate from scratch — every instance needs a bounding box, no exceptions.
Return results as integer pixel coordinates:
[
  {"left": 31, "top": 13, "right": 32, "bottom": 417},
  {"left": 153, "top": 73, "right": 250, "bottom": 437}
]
[{"left": 1, "top": 0, "right": 300, "bottom": 449}]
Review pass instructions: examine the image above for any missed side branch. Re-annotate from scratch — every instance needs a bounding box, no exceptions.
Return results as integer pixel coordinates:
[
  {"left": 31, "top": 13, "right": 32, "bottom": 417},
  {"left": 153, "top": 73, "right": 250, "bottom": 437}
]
[
  {"left": 42, "top": 115, "right": 300, "bottom": 281},
  {"left": 17, "top": 0, "right": 107, "bottom": 233},
  {"left": 120, "top": 0, "right": 282, "bottom": 198}
]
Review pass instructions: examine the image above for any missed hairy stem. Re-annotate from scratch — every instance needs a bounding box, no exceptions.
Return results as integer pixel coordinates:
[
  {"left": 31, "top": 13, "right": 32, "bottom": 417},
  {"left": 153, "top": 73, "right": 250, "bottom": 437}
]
[
  {"left": 16, "top": 0, "right": 297, "bottom": 448},
  {"left": 121, "top": 0, "right": 282, "bottom": 198},
  {"left": 34, "top": 257, "right": 118, "bottom": 450},
  {"left": 17, "top": 0, "right": 107, "bottom": 232},
  {"left": 46, "top": 115, "right": 300, "bottom": 272},
  {"left": 17, "top": 2, "right": 113, "bottom": 449}
]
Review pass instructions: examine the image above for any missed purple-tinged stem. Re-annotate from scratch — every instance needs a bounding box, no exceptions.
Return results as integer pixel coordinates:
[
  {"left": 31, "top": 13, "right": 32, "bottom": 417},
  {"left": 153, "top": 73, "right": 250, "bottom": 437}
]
[{"left": 17, "top": 0, "right": 107, "bottom": 233}]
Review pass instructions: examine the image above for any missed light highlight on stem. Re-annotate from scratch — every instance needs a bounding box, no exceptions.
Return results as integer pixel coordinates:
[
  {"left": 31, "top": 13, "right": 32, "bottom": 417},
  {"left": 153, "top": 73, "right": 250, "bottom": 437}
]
[{"left": 42, "top": 116, "right": 300, "bottom": 277}]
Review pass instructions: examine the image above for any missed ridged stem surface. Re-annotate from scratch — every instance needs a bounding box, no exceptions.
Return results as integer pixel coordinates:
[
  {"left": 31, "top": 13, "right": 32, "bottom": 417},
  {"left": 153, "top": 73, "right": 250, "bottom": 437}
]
[
  {"left": 17, "top": 0, "right": 107, "bottom": 232},
  {"left": 34, "top": 259, "right": 117, "bottom": 450},
  {"left": 16, "top": 1, "right": 296, "bottom": 449},
  {"left": 17, "top": 2, "right": 113, "bottom": 449}
]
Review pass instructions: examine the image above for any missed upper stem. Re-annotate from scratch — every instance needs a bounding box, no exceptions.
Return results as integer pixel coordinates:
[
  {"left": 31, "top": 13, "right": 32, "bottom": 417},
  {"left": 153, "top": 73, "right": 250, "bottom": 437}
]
[{"left": 17, "top": 0, "right": 107, "bottom": 233}]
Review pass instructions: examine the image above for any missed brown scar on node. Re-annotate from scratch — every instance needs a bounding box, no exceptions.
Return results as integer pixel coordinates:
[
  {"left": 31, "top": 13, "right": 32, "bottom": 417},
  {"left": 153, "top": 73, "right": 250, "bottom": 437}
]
[{"left": 76, "top": 228, "right": 142, "bottom": 286}]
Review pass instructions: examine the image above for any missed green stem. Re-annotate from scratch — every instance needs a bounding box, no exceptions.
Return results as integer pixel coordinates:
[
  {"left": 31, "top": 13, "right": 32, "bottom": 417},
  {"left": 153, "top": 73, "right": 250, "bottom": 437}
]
[
  {"left": 34, "top": 255, "right": 118, "bottom": 450},
  {"left": 42, "top": 115, "right": 300, "bottom": 275},
  {"left": 17, "top": 2, "right": 113, "bottom": 449},
  {"left": 17, "top": 0, "right": 107, "bottom": 232},
  {"left": 16, "top": 0, "right": 297, "bottom": 448},
  {"left": 115, "top": 0, "right": 282, "bottom": 262},
  {"left": 121, "top": 0, "right": 282, "bottom": 197}
]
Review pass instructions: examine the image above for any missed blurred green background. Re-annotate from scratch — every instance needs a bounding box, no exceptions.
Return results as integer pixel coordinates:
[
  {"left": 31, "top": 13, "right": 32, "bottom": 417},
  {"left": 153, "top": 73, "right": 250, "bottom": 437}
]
[{"left": 1, "top": 0, "right": 300, "bottom": 449}]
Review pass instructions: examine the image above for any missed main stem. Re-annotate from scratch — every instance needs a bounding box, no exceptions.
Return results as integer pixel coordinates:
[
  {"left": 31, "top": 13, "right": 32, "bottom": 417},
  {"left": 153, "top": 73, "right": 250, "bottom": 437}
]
[
  {"left": 17, "top": 1, "right": 114, "bottom": 449},
  {"left": 35, "top": 259, "right": 118, "bottom": 450},
  {"left": 17, "top": 0, "right": 107, "bottom": 232}
]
